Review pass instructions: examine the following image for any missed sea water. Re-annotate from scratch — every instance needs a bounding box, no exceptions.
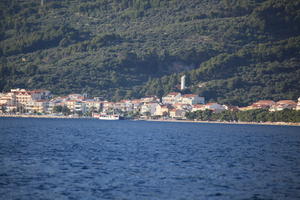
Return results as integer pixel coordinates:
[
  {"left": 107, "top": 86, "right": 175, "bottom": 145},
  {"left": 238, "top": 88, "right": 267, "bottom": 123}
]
[{"left": 0, "top": 118, "right": 300, "bottom": 200}]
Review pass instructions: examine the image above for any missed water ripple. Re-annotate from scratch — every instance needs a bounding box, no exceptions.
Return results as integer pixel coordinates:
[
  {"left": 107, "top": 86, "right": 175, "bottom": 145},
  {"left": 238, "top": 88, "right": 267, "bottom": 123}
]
[{"left": 0, "top": 118, "right": 300, "bottom": 199}]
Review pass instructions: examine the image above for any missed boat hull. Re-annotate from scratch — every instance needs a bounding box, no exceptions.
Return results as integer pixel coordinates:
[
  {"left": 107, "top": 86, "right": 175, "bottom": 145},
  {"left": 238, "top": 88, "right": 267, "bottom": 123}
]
[{"left": 99, "top": 115, "right": 120, "bottom": 120}]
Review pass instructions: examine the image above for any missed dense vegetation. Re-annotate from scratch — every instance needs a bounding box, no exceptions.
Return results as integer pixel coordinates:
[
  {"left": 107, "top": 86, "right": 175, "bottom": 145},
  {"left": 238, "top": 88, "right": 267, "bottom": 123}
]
[
  {"left": 186, "top": 109, "right": 300, "bottom": 123},
  {"left": 1, "top": 0, "right": 300, "bottom": 104}
]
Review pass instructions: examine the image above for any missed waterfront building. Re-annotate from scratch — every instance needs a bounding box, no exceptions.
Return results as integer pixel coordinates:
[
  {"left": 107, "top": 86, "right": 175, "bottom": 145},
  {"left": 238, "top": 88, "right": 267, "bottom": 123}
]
[
  {"left": 191, "top": 104, "right": 206, "bottom": 112},
  {"left": 119, "top": 100, "right": 134, "bottom": 112},
  {"left": 204, "top": 103, "right": 226, "bottom": 113},
  {"left": 140, "top": 102, "right": 159, "bottom": 116},
  {"left": 162, "top": 92, "right": 181, "bottom": 105},
  {"left": 10, "top": 89, "right": 51, "bottom": 106},
  {"left": 0, "top": 92, "right": 16, "bottom": 106},
  {"left": 102, "top": 101, "right": 115, "bottom": 112},
  {"left": 154, "top": 104, "right": 173, "bottom": 116},
  {"left": 169, "top": 109, "right": 186, "bottom": 119},
  {"left": 30, "top": 89, "right": 51, "bottom": 100},
  {"left": 65, "top": 100, "right": 87, "bottom": 113},
  {"left": 191, "top": 103, "right": 225, "bottom": 113},
  {"left": 131, "top": 99, "right": 143, "bottom": 112},
  {"left": 65, "top": 100, "right": 76, "bottom": 112},
  {"left": 47, "top": 97, "right": 66, "bottom": 113},
  {"left": 74, "top": 101, "right": 87, "bottom": 113},
  {"left": 269, "top": 100, "right": 297, "bottom": 111},
  {"left": 4, "top": 104, "right": 17, "bottom": 113},
  {"left": 25, "top": 100, "right": 49, "bottom": 113},
  {"left": 179, "top": 94, "right": 205, "bottom": 105},
  {"left": 140, "top": 96, "right": 160, "bottom": 103},
  {"left": 251, "top": 100, "right": 276, "bottom": 109},
  {"left": 83, "top": 99, "right": 102, "bottom": 112},
  {"left": 113, "top": 100, "right": 134, "bottom": 113},
  {"left": 68, "top": 94, "right": 86, "bottom": 101},
  {"left": 173, "top": 103, "right": 192, "bottom": 112}
]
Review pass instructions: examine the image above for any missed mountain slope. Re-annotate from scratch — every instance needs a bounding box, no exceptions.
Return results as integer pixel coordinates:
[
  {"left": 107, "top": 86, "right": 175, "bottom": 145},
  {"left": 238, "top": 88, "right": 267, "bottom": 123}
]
[{"left": 1, "top": 0, "right": 299, "bottom": 103}]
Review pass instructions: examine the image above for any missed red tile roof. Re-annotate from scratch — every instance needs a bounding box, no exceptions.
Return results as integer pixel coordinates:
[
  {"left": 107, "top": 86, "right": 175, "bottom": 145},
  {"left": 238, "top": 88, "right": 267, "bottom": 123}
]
[
  {"left": 206, "top": 102, "right": 218, "bottom": 106},
  {"left": 167, "top": 92, "right": 181, "bottom": 96},
  {"left": 253, "top": 100, "right": 275, "bottom": 105},
  {"left": 276, "top": 100, "right": 297, "bottom": 105},
  {"left": 182, "top": 94, "right": 197, "bottom": 98},
  {"left": 35, "top": 100, "right": 47, "bottom": 102},
  {"left": 30, "top": 89, "right": 49, "bottom": 93},
  {"left": 193, "top": 104, "right": 205, "bottom": 108},
  {"left": 131, "top": 99, "right": 142, "bottom": 103},
  {"left": 120, "top": 99, "right": 130, "bottom": 103}
]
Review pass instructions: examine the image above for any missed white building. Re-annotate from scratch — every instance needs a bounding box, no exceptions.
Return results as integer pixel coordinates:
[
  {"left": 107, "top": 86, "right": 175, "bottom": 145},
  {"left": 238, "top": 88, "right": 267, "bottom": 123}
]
[
  {"left": 25, "top": 100, "right": 48, "bottom": 113},
  {"left": 68, "top": 93, "right": 86, "bottom": 101},
  {"left": 102, "top": 101, "right": 115, "bottom": 112},
  {"left": 169, "top": 109, "right": 186, "bottom": 119},
  {"left": 30, "top": 89, "right": 51, "bottom": 100},
  {"left": 154, "top": 104, "right": 171, "bottom": 116},
  {"left": 162, "top": 92, "right": 181, "bottom": 105},
  {"left": 117, "top": 100, "right": 134, "bottom": 112},
  {"left": 83, "top": 99, "right": 102, "bottom": 112},
  {"left": 11, "top": 89, "right": 51, "bottom": 106},
  {"left": 0, "top": 92, "right": 16, "bottom": 106},
  {"left": 140, "top": 96, "right": 160, "bottom": 103},
  {"left": 140, "top": 102, "right": 159, "bottom": 116},
  {"left": 297, "top": 97, "right": 300, "bottom": 111},
  {"left": 74, "top": 101, "right": 86, "bottom": 113},
  {"left": 65, "top": 100, "right": 86, "bottom": 113},
  {"left": 47, "top": 97, "right": 66, "bottom": 113},
  {"left": 205, "top": 103, "right": 226, "bottom": 113},
  {"left": 4, "top": 105, "right": 17, "bottom": 113},
  {"left": 173, "top": 103, "right": 192, "bottom": 112},
  {"left": 131, "top": 99, "right": 143, "bottom": 112},
  {"left": 180, "top": 75, "right": 186, "bottom": 90},
  {"left": 180, "top": 94, "right": 205, "bottom": 105},
  {"left": 191, "top": 104, "right": 206, "bottom": 112}
]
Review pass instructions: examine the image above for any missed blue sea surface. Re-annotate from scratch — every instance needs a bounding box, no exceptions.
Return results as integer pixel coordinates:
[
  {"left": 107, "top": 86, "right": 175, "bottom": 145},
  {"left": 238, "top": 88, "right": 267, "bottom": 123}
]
[{"left": 0, "top": 118, "right": 300, "bottom": 200}]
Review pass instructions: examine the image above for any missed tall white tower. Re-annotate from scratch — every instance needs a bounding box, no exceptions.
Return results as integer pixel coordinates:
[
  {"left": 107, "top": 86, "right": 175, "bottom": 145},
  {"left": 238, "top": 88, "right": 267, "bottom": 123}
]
[{"left": 180, "top": 75, "right": 186, "bottom": 90}]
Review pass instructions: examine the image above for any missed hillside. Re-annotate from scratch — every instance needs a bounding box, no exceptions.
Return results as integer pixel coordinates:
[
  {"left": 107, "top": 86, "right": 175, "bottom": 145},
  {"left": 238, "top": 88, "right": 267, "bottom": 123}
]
[{"left": 1, "top": 0, "right": 300, "bottom": 104}]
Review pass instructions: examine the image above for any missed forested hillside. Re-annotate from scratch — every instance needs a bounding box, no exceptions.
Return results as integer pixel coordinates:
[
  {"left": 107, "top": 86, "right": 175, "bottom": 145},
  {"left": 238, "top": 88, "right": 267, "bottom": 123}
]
[{"left": 1, "top": 0, "right": 300, "bottom": 104}]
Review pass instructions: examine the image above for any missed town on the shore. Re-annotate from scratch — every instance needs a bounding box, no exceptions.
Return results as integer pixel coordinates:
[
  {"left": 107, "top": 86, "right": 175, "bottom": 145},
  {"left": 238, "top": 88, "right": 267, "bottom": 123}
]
[{"left": 1, "top": 86, "right": 300, "bottom": 120}]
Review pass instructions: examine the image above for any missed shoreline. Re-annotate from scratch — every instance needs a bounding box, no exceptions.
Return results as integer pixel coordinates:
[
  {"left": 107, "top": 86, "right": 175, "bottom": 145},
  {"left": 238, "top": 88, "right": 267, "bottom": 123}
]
[
  {"left": 1, "top": 114, "right": 300, "bottom": 126},
  {"left": 144, "top": 119, "right": 300, "bottom": 126},
  {"left": 0, "top": 114, "right": 86, "bottom": 119}
]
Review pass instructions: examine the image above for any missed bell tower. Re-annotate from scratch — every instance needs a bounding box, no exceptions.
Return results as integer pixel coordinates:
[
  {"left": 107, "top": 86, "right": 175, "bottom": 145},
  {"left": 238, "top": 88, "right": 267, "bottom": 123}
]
[{"left": 180, "top": 75, "right": 186, "bottom": 90}]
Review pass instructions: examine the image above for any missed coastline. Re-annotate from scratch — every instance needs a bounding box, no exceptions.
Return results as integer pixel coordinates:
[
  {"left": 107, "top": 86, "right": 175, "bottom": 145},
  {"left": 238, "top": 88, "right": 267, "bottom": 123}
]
[
  {"left": 0, "top": 114, "right": 85, "bottom": 119},
  {"left": 143, "top": 119, "right": 300, "bottom": 126},
  {"left": 1, "top": 114, "right": 299, "bottom": 126}
]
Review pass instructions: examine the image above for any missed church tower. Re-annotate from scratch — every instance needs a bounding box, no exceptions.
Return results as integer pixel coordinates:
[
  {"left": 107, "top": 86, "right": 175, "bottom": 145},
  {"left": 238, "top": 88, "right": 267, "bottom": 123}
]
[{"left": 180, "top": 75, "right": 186, "bottom": 90}]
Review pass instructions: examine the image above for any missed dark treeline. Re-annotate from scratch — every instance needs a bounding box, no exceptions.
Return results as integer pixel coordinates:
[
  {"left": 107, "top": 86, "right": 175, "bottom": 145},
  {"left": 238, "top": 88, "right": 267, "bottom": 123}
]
[{"left": 186, "top": 109, "right": 300, "bottom": 123}]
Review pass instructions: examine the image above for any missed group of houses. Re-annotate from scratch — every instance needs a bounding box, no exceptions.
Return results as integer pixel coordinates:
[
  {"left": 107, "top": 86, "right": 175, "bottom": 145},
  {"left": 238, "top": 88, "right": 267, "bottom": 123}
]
[
  {"left": 0, "top": 88, "right": 299, "bottom": 119},
  {"left": 239, "top": 100, "right": 300, "bottom": 112}
]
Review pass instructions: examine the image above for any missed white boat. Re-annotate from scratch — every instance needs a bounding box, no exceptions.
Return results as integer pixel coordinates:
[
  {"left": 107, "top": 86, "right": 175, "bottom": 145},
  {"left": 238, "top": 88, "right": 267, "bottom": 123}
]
[{"left": 99, "top": 114, "right": 120, "bottom": 120}]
